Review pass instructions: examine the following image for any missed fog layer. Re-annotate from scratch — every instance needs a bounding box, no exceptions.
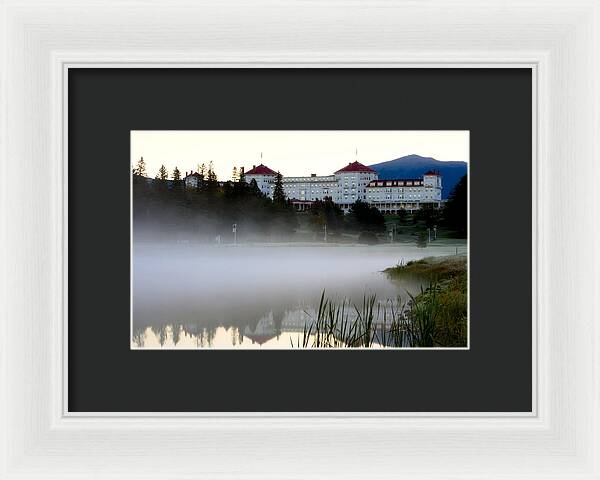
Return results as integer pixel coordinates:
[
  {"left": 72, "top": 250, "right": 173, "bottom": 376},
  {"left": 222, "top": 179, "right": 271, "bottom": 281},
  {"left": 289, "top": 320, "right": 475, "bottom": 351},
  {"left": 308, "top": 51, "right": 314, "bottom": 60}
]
[{"left": 132, "top": 243, "right": 464, "bottom": 348}]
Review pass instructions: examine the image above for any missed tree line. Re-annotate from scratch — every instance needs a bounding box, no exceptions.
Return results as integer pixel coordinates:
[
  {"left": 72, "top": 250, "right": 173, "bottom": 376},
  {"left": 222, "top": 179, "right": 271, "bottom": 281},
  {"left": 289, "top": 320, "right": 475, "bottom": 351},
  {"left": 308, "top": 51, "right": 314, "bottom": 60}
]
[
  {"left": 132, "top": 157, "right": 243, "bottom": 183},
  {"left": 132, "top": 157, "right": 467, "bottom": 242},
  {"left": 132, "top": 158, "right": 298, "bottom": 242},
  {"left": 305, "top": 174, "right": 467, "bottom": 240}
]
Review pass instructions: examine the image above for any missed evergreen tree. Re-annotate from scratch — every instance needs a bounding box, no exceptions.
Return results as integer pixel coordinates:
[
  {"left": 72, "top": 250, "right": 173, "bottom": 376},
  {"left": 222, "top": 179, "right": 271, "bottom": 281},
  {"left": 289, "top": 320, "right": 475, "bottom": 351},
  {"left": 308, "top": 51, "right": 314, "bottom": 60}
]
[
  {"left": 133, "top": 168, "right": 301, "bottom": 242},
  {"left": 206, "top": 161, "right": 218, "bottom": 182},
  {"left": 207, "top": 169, "right": 217, "bottom": 183},
  {"left": 204, "top": 161, "right": 218, "bottom": 191},
  {"left": 396, "top": 208, "right": 407, "bottom": 224},
  {"left": 171, "top": 166, "right": 183, "bottom": 192},
  {"left": 310, "top": 196, "right": 344, "bottom": 232},
  {"left": 248, "top": 178, "right": 261, "bottom": 196},
  {"left": 349, "top": 199, "right": 385, "bottom": 232},
  {"left": 415, "top": 204, "right": 440, "bottom": 229},
  {"left": 157, "top": 164, "right": 168, "bottom": 180},
  {"left": 172, "top": 167, "right": 181, "bottom": 181},
  {"left": 232, "top": 166, "right": 238, "bottom": 182},
  {"left": 233, "top": 166, "right": 247, "bottom": 196},
  {"left": 133, "top": 157, "right": 146, "bottom": 177},
  {"left": 272, "top": 171, "right": 286, "bottom": 206},
  {"left": 198, "top": 163, "right": 206, "bottom": 180},
  {"left": 442, "top": 174, "right": 467, "bottom": 237}
]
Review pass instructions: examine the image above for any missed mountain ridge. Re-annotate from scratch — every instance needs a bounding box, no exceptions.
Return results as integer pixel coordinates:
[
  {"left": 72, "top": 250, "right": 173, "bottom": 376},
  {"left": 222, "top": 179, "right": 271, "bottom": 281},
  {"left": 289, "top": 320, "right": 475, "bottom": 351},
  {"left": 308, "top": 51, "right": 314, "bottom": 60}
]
[{"left": 368, "top": 154, "right": 468, "bottom": 199}]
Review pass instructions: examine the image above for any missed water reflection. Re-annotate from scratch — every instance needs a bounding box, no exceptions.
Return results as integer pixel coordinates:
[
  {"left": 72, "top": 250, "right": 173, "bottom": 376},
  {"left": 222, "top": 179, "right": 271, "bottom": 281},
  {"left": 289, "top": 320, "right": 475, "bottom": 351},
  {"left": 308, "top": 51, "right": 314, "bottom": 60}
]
[{"left": 132, "top": 243, "right": 465, "bottom": 349}]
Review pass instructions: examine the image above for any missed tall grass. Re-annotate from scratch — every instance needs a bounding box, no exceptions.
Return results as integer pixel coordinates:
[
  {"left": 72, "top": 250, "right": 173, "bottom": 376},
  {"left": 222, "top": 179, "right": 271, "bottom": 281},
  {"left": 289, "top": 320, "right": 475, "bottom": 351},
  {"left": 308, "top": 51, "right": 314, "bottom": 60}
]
[
  {"left": 290, "top": 291, "right": 380, "bottom": 348},
  {"left": 291, "top": 281, "right": 462, "bottom": 348},
  {"left": 405, "top": 286, "right": 439, "bottom": 347}
]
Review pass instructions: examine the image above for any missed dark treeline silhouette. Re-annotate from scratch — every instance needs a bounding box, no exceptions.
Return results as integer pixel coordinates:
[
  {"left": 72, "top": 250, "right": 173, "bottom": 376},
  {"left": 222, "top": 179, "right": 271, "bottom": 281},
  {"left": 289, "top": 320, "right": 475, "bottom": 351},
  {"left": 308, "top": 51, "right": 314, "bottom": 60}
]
[
  {"left": 441, "top": 174, "right": 467, "bottom": 238},
  {"left": 133, "top": 174, "right": 460, "bottom": 243},
  {"left": 133, "top": 173, "right": 298, "bottom": 242},
  {"left": 347, "top": 200, "right": 386, "bottom": 232},
  {"left": 133, "top": 158, "right": 466, "bottom": 243},
  {"left": 414, "top": 204, "right": 441, "bottom": 229},
  {"left": 308, "top": 197, "right": 345, "bottom": 233}
]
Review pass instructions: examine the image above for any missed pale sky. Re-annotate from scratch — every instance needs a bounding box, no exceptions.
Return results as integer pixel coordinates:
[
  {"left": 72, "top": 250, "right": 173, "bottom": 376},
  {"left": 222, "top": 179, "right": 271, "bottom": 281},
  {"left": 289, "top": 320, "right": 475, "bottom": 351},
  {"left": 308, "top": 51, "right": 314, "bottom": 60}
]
[{"left": 131, "top": 130, "right": 469, "bottom": 180}]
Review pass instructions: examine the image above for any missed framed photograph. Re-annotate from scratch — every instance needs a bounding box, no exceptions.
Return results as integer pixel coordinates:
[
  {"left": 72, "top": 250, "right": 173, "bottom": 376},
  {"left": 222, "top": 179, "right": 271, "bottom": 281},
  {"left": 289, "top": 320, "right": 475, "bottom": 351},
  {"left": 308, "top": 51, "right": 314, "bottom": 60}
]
[
  {"left": 2, "top": 1, "right": 599, "bottom": 479},
  {"left": 68, "top": 67, "right": 528, "bottom": 413},
  {"left": 130, "top": 129, "right": 469, "bottom": 351}
]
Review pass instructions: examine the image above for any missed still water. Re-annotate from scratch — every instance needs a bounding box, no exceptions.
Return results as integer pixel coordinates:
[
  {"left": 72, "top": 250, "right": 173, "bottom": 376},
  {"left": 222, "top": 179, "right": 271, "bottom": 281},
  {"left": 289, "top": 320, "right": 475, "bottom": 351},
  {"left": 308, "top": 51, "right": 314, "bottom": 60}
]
[{"left": 132, "top": 243, "right": 466, "bottom": 349}]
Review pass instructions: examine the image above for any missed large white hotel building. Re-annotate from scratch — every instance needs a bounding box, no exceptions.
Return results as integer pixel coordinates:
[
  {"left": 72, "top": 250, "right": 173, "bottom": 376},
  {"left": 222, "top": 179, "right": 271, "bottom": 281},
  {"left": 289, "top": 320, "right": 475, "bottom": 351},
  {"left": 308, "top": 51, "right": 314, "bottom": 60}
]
[{"left": 242, "top": 161, "right": 442, "bottom": 214}]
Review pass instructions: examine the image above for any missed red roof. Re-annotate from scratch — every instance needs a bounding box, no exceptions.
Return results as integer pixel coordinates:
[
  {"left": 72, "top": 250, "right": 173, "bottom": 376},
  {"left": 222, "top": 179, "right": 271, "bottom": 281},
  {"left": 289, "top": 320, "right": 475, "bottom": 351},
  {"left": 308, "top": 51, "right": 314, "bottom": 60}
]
[
  {"left": 245, "top": 164, "right": 277, "bottom": 175},
  {"left": 185, "top": 172, "right": 203, "bottom": 178},
  {"left": 424, "top": 170, "right": 440, "bottom": 176},
  {"left": 335, "top": 161, "right": 376, "bottom": 174}
]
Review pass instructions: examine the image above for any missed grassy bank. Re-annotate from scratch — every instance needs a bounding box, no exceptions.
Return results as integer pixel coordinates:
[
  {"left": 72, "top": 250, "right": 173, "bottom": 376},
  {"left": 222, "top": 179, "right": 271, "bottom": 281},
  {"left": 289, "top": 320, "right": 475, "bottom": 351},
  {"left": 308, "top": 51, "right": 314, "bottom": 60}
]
[
  {"left": 385, "top": 255, "right": 467, "bottom": 281},
  {"left": 384, "top": 255, "right": 467, "bottom": 347},
  {"left": 289, "top": 255, "right": 467, "bottom": 348}
]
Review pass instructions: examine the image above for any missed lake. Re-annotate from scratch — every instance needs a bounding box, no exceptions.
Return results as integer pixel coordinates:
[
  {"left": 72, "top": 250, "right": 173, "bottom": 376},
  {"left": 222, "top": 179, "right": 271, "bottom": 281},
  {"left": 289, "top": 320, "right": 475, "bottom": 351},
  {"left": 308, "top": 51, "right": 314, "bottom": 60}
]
[{"left": 132, "top": 242, "right": 466, "bottom": 349}]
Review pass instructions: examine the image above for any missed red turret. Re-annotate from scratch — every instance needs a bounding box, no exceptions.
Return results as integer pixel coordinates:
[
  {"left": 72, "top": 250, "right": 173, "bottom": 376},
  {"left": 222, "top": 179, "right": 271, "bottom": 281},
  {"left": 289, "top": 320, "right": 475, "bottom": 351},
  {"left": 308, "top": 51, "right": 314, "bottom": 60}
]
[
  {"left": 335, "top": 161, "right": 376, "bottom": 174},
  {"left": 245, "top": 164, "right": 277, "bottom": 175}
]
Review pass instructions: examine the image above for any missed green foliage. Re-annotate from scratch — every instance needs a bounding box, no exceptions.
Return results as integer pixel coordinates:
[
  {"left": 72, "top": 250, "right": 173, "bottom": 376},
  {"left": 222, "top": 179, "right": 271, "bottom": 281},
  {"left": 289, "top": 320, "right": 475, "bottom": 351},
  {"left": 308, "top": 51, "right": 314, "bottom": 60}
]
[
  {"left": 248, "top": 178, "right": 260, "bottom": 195},
  {"left": 206, "top": 161, "right": 218, "bottom": 181},
  {"left": 358, "top": 231, "right": 378, "bottom": 245},
  {"left": 429, "top": 276, "right": 467, "bottom": 347},
  {"left": 133, "top": 157, "right": 146, "bottom": 176},
  {"left": 414, "top": 204, "right": 440, "bottom": 228},
  {"left": 172, "top": 167, "right": 181, "bottom": 181},
  {"left": 203, "top": 161, "right": 218, "bottom": 192},
  {"left": 133, "top": 168, "right": 299, "bottom": 242},
  {"left": 396, "top": 208, "right": 407, "bottom": 224},
  {"left": 309, "top": 196, "right": 344, "bottom": 233},
  {"left": 348, "top": 199, "right": 385, "bottom": 232},
  {"left": 272, "top": 171, "right": 286, "bottom": 206},
  {"left": 385, "top": 255, "right": 466, "bottom": 281},
  {"left": 290, "top": 291, "right": 380, "bottom": 348},
  {"left": 406, "top": 286, "right": 438, "bottom": 347},
  {"left": 385, "top": 255, "right": 467, "bottom": 347},
  {"left": 442, "top": 174, "right": 467, "bottom": 237},
  {"left": 290, "top": 257, "right": 467, "bottom": 348},
  {"left": 263, "top": 172, "right": 298, "bottom": 236},
  {"left": 157, "top": 164, "right": 168, "bottom": 180}
]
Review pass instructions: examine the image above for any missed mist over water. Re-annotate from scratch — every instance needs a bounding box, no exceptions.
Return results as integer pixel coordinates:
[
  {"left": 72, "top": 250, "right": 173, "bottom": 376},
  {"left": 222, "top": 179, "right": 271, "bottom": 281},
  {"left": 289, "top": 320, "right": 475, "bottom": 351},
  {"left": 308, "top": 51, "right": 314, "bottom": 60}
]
[{"left": 132, "top": 242, "right": 465, "bottom": 349}]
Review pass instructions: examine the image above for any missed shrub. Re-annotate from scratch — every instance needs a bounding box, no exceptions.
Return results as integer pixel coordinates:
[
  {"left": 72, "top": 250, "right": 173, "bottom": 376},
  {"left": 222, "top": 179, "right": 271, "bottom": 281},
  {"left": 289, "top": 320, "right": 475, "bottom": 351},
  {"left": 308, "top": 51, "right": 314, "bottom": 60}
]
[
  {"left": 416, "top": 231, "right": 428, "bottom": 248},
  {"left": 358, "top": 231, "right": 378, "bottom": 245}
]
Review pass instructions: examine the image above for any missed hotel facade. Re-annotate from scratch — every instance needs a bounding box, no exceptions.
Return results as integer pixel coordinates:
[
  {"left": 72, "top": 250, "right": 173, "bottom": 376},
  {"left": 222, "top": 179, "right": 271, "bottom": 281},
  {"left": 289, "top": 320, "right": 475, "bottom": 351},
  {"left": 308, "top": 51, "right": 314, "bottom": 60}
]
[{"left": 242, "top": 161, "right": 443, "bottom": 214}]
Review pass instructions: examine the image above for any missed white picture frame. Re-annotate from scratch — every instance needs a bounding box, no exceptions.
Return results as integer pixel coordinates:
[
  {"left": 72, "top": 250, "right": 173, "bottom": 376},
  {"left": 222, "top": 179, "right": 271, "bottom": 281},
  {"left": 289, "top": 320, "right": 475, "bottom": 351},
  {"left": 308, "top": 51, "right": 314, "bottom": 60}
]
[{"left": 1, "top": 0, "right": 598, "bottom": 478}]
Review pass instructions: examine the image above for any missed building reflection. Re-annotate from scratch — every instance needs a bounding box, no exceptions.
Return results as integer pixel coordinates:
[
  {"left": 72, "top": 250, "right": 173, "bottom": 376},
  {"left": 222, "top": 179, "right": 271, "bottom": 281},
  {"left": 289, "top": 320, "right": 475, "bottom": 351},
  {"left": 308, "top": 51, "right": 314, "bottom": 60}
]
[
  {"left": 243, "top": 313, "right": 277, "bottom": 345},
  {"left": 132, "top": 302, "right": 406, "bottom": 348}
]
